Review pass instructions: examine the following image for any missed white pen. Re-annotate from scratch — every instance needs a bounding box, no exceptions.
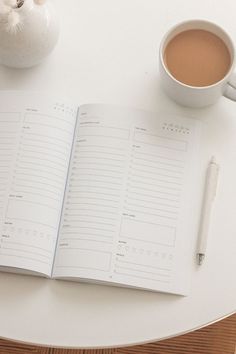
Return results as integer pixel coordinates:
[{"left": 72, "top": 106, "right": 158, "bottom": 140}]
[{"left": 197, "top": 156, "right": 219, "bottom": 265}]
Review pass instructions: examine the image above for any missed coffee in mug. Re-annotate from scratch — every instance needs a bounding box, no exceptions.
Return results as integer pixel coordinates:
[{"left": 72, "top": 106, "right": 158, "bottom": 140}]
[
  {"left": 159, "top": 20, "right": 236, "bottom": 108},
  {"left": 164, "top": 29, "right": 231, "bottom": 87}
]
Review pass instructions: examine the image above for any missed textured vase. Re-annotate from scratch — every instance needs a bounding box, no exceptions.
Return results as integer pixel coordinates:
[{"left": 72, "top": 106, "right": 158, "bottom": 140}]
[{"left": 0, "top": 0, "right": 59, "bottom": 68}]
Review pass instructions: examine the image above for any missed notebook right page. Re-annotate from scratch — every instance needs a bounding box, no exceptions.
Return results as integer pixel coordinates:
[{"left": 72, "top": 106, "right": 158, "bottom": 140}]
[{"left": 53, "top": 105, "right": 202, "bottom": 295}]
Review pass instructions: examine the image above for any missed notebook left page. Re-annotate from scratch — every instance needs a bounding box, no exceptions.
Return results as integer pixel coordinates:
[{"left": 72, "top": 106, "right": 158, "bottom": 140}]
[{"left": 0, "top": 92, "right": 78, "bottom": 276}]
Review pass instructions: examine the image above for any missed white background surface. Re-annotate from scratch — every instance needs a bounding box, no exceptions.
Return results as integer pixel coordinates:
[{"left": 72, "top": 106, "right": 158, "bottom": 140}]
[{"left": 0, "top": 0, "right": 235, "bottom": 348}]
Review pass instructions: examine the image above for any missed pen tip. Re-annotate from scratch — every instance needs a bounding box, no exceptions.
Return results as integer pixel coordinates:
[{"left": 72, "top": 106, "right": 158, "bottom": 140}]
[{"left": 197, "top": 253, "right": 205, "bottom": 265}]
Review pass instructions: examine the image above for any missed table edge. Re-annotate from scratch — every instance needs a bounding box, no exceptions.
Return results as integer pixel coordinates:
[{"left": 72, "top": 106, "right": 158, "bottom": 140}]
[{"left": 0, "top": 310, "right": 235, "bottom": 349}]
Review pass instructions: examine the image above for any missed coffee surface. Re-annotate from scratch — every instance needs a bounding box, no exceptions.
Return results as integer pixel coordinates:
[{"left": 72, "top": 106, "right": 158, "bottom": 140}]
[{"left": 164, "top": 29, "right": 231, "bottom": 87}]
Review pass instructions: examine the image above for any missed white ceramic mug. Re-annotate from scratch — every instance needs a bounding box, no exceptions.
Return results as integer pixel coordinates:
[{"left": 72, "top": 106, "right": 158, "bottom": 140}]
[{"left": 159, "top": 20, "right": 236, "bottom": 108}]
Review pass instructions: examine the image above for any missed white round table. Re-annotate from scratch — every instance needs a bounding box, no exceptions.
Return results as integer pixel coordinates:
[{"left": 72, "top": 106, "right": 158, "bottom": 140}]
[{"left": 0, "top": 0, "right": 235, "bottom": 348}]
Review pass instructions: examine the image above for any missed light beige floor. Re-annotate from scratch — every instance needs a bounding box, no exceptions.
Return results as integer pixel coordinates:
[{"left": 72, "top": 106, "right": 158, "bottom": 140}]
[{"left": 0, "top": 313, "right": 235, "bottom": 354}]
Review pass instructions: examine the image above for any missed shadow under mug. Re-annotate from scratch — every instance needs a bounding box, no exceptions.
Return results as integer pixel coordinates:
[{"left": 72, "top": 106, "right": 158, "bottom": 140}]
[{"left": 159, "top": 19, "right": 236, "bottom": 108}]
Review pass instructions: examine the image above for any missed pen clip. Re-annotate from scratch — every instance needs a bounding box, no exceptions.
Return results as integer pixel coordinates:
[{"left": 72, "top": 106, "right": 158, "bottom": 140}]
[{"left": 212, "top": 165, "right": 219, "bottom": 199}]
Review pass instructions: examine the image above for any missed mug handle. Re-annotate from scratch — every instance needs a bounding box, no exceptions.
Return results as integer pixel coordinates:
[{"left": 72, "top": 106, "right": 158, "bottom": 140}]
[{"left": 224, "top": 73, "right": 236, "bottom": 101}]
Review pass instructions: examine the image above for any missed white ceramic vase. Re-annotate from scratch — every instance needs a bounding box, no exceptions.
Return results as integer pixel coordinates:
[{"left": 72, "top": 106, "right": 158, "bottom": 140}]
[{"left": 0, "top": 0, "right": 59, "bottom": 68}]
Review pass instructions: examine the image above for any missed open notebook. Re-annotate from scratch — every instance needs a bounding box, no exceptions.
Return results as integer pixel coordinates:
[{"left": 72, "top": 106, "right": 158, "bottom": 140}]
[{"left": 0, "top": 92, "right": 202, "bottom": 295}]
